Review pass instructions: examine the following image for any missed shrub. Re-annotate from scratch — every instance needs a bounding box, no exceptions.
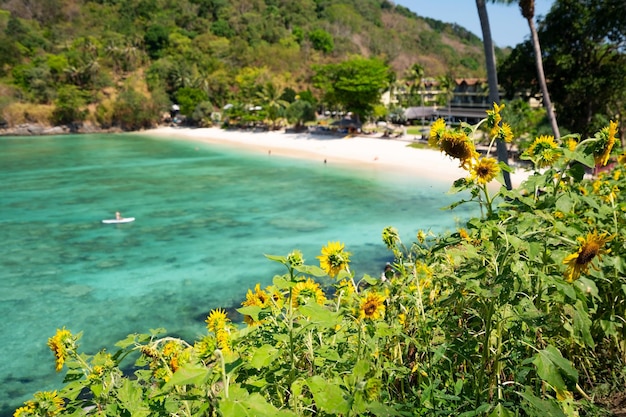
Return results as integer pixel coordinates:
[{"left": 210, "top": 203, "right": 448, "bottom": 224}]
[
  {"left": 51, "top": 85, "right": 87, "bottom": 126},
  {"left": 111, "top": 89, "right": 159, "bottom": 131}
]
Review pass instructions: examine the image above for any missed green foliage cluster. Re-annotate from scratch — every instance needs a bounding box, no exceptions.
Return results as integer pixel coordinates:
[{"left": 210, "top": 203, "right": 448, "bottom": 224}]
[
  {"left": 0, "top": 0, "right": 488, "bottom": 130},
  {"left": 16, "top": 113, "right": 626, "bottom": 416},
  {"left": 498, "top": 0, "right": 626, "bottom": 139}
]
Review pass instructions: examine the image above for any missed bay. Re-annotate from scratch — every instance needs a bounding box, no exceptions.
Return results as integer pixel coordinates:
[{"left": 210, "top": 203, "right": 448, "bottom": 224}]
[{"left": 0, "top": 133, "right": 473, "bottom": 414}]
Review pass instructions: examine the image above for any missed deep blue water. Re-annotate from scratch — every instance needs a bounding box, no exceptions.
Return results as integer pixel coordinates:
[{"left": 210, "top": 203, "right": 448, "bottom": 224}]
[{"left": 0, "top": 133, "right": 474, "bottom": 413}]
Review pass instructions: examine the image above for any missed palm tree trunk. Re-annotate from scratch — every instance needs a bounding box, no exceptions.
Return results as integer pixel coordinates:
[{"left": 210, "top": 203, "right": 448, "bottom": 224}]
[
  {"left": 476, "top": 0, "right": 512, "bottom": 190},
  {"left": 526, "top": 16, "right": 560, "bottom": 139}
]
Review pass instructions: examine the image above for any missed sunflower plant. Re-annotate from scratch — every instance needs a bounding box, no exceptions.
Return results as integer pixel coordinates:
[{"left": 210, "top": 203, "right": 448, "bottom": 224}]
[{"left": 15, "top": 114, "right": 626, "bottom": 417}]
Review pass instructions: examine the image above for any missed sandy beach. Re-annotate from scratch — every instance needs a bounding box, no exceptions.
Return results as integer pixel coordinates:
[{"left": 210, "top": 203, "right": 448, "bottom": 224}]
[{"left": 140, "top": 126, "right": 531, "bottom": 187}]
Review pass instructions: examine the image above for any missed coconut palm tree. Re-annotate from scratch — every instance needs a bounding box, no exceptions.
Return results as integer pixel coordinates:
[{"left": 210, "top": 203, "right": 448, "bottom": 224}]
[
  {"left": 476, "top": 0, "right": 513, "bottom": 190},
  {"left": 436, "top": 74, "right": 455, "bottom": 120},
  {"left": 257, "top": 81, "right": 289, "bottom": 130},
  {"left": 493, "top": 0, "right": 560, "bottom": 139}
]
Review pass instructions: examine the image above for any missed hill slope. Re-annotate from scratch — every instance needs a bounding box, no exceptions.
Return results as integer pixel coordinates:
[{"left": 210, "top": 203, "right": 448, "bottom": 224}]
[{"left": 0, "top": 0, "right": 498, "bottom": 129}]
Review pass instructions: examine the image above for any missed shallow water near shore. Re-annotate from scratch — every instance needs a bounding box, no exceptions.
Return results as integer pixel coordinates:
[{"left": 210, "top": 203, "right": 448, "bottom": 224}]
[{"left": 0, "top": 133, "right": 476, "bottom": 413}]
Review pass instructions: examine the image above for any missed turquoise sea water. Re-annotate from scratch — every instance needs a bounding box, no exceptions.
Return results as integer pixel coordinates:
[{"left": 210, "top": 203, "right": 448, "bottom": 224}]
[{"left": 0, "top": 133, "right": 475, "bottom": 413}]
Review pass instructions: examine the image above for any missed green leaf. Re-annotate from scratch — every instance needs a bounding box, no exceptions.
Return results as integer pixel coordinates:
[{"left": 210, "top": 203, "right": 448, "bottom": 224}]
[
  {"left": 567, "top": 162, "right": 586, "bottom": 181},
  {"left": 306, "top": 376, "right": 350, "bottom": 415},
  {"left": 365, "top": 402, "right": 403, "bottom": 416},
  {"left": 220, "top": 388, "right": 297, "bottom": 417},
  {"left": 574, "top": 277, "right": 599, "bottom": 299},
  {"left": 160, "top": 363, "right": 210, "bottom": 391},
  {"left": 298, "top": 302, "right": 338, "bottom": 327},
  {"left": 236, "top": 305, "right": 262, "bottom": 321},
  {"left": 566, "top": 301, "right": 595, "bottom": 348},
  {"left": 555, "top": 194, "right": 573, "bottom": 213},
  {"left": 488, "top": 403, "right": 514, "bottom": 417},
  {"left": 519, "top": 388, "right": 567, "bottom": 417},
  {"left": 563, "top": 148, "right": 595, "bottom": 168},
  {"left": 115, "top": 333, "right": 143, "bottom": 349},
  {"left": 361, "top": 273, "right": 379, "bottom": 285},
  {"left": 294, "top": 264, "right": 326, "bottom": 276},
  {"left": 149, "top": 328, "right": 167, "bottom": 337},
  {"left": 118, "top": 379, "right": 150, "bottom": 417},
  {"left": 60, "top": 380, "right": 85, "bottom": 401},
  {"left": 353, "top": 359, "right": 370, "bottom": 380},
  {"left": 458, "top": 403, "right": 490, "bottom": 416},
  {"left": 249, "top": 344, "right": 279, "bottom": 370},
  {"left": 273, "top": 275, "right": 293, "bottom": 290},
  {"left": 264, "top": 254, "right": 286, "bottom": 264},
  {"left": 533, "top": 345, "right": 578, "bottom": 391}
]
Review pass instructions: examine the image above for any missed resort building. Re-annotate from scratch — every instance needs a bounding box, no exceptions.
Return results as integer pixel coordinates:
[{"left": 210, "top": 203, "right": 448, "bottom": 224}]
[{"left": 401, "top": 78, "right": 496, "bottom": 125}]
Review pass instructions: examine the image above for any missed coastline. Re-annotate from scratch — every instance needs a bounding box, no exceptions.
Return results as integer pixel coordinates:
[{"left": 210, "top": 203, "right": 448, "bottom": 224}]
[{"left": 139, "top": 126, "right": 531, "bottom": 187}]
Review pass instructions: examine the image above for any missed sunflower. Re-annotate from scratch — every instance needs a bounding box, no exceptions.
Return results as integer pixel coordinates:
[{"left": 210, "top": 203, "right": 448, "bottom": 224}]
[
  {"left": 205, "top": 308, "right": 229, "bottom": 334},
  {"left": 486, "top": 102, "right": 505, "bottom": 136},
  {"left": 241, "top": 284, "right": 272, "bottom": 325},
  {"left": 18, "top": 391, "right": 65, "bottom": 417},
  {"left": 564, "top": 137, "right": 578, "bottom": 152},
  {"left": 243, "top": 284, "right": 271, "bottom": 307},
  {"left": 358, "top": 292, "right": 386, "bottom": 321},
  {"left": 47, "top": 328, "right": 74, "bottom": 372},
  {"left": 563, "top": 230, "right": 613, "bottom": 282},
  {"left": 614, "top": 169, "right": 622, "bottom": 181},
  {"left": 317, "top": 241, "right": 351, "bottom": 278},
  {"left": 469, "top": 156, "right": 500, "bottom": 185},
  {"left": 618, "top": 153, "right": 626, "bottom": 165},
  {"left": 525, "top": 135, "right": 561, "bottom": 168},
  {"left": 286, "top": 250, "right": 304, "bottom": 268},
  {"left": 194, "top": 335, "right": 217, "bottom": 359},
  {"left": 13, "top": 402, "right": 36, "bottom": 417},
  {"left": 428, "top": 118, "right": 447, "bottom": 147},
  {"left": 382, "top": 226, "right": 400, "bottom": 249},
  {"left": 292, "top": 278, "right": 326, "bottom": 308},
  {"left": 438, "top": 131, "right": 478, "bottom": 169},
  {"left": 336, "top": 278, "right": 355, "bottom": 297},
  {"left": 593, "top": 121, "right": 618, "bottom": 166},
  {"left": 497, "top": 122, "right": 514, "bottom": 143}
]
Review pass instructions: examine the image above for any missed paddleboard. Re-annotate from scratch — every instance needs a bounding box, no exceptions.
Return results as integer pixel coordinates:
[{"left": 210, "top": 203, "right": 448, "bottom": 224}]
[{"left": 102, "top": 217, "right": 135, "bottom": 224}]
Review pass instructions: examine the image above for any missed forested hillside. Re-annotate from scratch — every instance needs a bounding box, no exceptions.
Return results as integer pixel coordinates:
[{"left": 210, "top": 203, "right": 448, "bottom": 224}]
[{"left": 0, "top": 0, "right": 498, "bottom": 131}]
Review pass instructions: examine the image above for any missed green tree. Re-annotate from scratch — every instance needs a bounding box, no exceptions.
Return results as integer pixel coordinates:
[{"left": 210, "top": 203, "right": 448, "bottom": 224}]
[
  {"left": 175, "top": 87, "right": 208, "bottom": 116},
  {"left": 499, "top": 0, "right": 626, "bottom": 140},
  {"left": 404, "top": 62, "right": 424, "bottom": 107},
  {"left": 144, "top": 24, "right": 170, "bottom": 60},
  {"left": 308, "top": 28, "right": 334, "bottom": 53},
  {"left": 494, "top": 0, "right": 560, "bottom": 139},
  {"left": 285, "top": 99, "right": 316, "bottom": 130},
  {"left": 256, "top": 82, "right": 289, "bottom": 129},
  {"left": 52, "top": 85, "right": 87, "bottom": 126},
  {"left": 436, "top": 74, "right": 455, "bottom": 119},
  {"left": 112, "top": 88, "right": 159, "bottom": 130},
  {"left": 313, "top": 56, "right": 392, "bottom": 120}
]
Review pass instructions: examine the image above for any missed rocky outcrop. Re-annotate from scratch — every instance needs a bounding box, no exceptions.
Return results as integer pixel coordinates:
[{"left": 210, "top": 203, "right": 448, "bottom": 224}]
[{"left": 0, "top": 122, "right": 123, "bottom": 136}]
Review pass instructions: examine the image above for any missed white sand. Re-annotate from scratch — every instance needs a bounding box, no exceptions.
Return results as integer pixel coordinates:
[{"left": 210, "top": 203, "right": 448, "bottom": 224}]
[{"left": 139, "top": 126, "right": 530, "bottom": 187}]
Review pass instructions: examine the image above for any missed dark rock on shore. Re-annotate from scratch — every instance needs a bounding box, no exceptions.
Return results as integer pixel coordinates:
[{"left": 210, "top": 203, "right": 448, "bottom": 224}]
[{"left": 0, "top": 122, "right": 123, "bottom": 137}]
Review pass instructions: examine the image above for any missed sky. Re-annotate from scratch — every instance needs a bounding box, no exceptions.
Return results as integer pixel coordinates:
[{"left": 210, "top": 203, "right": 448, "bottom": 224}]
[{"left": 394, "top": 0, "right": 556, "bottom": 48}]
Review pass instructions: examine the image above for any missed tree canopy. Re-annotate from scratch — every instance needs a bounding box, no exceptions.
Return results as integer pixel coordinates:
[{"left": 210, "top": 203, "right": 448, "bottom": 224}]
[
  {"left": 0, "top": 0, "right": 491, "bottom": 130},
  {"left": 312, "top": 56, "right": 393, "bottom": 120},
  {"left": 498, "top": 0, "right": 626, "bottom": 139}
]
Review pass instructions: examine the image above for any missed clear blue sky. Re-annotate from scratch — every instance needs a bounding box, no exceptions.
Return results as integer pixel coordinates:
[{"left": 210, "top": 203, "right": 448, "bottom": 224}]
[{"left": 394, "top": 0, "right": 555, "bottom": 48}]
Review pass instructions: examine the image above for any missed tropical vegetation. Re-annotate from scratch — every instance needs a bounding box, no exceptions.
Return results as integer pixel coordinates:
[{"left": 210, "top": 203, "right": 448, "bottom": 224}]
[
  {"left": 498, "top": 0, "right": 626, "bottom": 141},
  {"left": 0, "top": 0, "right": 488, "bottom": 131},
  {"left": 14, "top": 107, "right": 626, "bottom": 416}
]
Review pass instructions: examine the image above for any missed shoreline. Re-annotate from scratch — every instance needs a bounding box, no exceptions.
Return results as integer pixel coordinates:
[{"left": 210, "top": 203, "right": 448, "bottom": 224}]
[{"left": 139, "top": 126, "right": 531, "bottom": 187}]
